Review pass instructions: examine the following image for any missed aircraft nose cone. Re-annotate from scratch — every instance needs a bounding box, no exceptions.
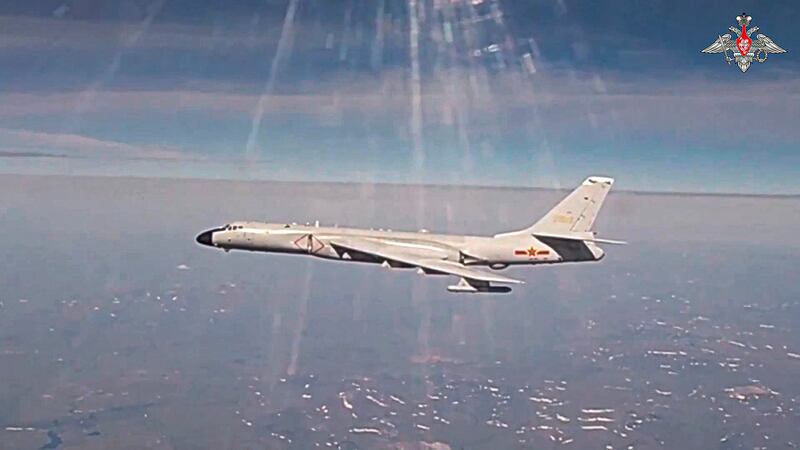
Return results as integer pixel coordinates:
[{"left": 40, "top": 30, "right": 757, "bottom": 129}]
[{"left": 196, "top": 229, "right": 215, "bottom": 246}]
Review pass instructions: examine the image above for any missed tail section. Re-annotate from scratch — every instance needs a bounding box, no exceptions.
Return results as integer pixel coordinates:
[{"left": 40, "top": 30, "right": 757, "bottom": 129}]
[
  {"left": 496, "top": 176, "right": 614, "bottom": 237},
  {"left": 530, "top": 176, "right": 614, "bottom": 234}
]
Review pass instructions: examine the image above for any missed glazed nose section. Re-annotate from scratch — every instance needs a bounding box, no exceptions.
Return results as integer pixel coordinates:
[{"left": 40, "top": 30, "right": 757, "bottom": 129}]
[{"left": 195, "top": 229, "right": 217, "bottom": 246}]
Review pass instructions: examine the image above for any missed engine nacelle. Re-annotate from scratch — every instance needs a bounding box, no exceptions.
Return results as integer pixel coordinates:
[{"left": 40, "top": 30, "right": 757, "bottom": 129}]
[{"left": 459, "top": 251, "right": 484, "bottom": 265}]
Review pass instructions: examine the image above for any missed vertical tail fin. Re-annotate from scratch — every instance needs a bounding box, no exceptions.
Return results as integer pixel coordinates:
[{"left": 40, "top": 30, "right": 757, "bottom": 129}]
[
  {"left": 493, "top": 176, "right": 615, "bottom": 238},
  {"left": 518, "top": 176, "right": 614, "bottom": 235}
]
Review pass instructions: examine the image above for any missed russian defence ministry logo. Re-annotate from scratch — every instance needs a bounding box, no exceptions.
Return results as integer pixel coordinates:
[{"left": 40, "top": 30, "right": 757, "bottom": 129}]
[{"left": 702, "top": 13, "right": 786, "bottom": 72}]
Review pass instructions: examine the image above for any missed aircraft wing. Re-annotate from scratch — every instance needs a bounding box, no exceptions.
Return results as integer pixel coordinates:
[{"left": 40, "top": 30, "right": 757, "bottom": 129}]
[
  {"left": 414, "top": 259, "right": 524, "bottom": 285},
  {"left": 330, "top": 238, "right": 523, "bottom": 285}
]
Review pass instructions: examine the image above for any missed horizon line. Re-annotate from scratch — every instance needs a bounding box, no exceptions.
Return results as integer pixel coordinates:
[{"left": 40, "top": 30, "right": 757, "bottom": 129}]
[{"left": 2, "top": 172, "right": 798, "bottom": 199}]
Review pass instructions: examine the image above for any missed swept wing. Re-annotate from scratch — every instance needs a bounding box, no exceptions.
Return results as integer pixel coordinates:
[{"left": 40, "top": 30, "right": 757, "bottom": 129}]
[{"left": 330, "top": 238, "right": 523, "bottom": 285}]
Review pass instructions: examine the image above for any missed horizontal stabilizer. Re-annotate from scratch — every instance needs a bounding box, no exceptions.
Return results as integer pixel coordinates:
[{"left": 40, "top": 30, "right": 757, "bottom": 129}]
[{"left": 533, "top": 232, "right": 627, "bottom": 245}]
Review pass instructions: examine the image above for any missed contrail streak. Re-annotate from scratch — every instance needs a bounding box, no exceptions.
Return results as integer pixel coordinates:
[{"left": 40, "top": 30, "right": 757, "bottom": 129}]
[
  {"left": 245, "top": 0, "right": 300, "bottom": 160},
  {"left": 408, "top": 0, "right": 424, "bottom": 170},
  {"left": 370, "top": 0, "right": 386, "bottom": 70},
  {"left": 70, "top": 0, "right": 165, "bottom": 130},
  {"left": 286, "top": 259, "right": 313, "bottom": 376}
]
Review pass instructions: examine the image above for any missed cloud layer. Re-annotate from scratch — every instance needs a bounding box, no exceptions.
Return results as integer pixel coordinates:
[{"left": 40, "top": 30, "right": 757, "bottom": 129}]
[
  {"left": 0, "top": 128, "right": 184, "bottom": 160},
  {"left": 1, "top": 2, "right": 798, "bottom": 193}
]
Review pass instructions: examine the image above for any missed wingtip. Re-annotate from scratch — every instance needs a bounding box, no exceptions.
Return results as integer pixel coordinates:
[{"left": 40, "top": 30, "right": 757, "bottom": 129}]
[{"left": 583, "top": 176, "right": 615, "bottom": 186}]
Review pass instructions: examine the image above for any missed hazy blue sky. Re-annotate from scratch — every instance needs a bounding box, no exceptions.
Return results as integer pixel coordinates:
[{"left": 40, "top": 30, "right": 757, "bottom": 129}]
[{"left": 0, "top": 0, "right": 798, "bottom": 194}]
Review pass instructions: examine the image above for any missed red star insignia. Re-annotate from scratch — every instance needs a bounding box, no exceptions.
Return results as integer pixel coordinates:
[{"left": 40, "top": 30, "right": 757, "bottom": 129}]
[{"left": 526, "top": 246, "right": 537, "bottom": 257}]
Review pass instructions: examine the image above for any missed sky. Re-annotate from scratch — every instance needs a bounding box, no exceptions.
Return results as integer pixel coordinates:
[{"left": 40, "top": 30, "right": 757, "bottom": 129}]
[{"left": 0, "top": 0, "right": 798, "bottom": 194}]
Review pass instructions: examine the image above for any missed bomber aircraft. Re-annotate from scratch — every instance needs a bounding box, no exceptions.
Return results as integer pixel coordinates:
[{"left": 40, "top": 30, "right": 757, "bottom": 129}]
[{"left": 196, "top": 176, "right": 623, "bottom": 293}]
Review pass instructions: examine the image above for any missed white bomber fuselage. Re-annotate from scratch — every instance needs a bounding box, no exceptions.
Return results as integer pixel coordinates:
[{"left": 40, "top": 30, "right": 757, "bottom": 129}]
[{"left": 198, "top": 221, "right": 602, "bottom": 267}]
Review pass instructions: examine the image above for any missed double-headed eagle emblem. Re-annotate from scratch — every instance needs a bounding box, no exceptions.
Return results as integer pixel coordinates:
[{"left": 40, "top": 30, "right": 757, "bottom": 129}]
[{"left": 702, "top": 13, "right": 786, "bottom": 72}]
